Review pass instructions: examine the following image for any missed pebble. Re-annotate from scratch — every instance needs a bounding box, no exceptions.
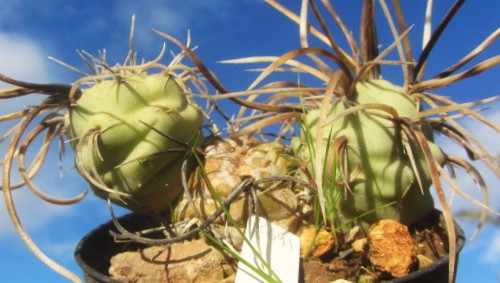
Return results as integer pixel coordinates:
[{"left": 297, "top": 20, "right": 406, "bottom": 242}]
[
  {"left": 367, "top": 219, "right": 417, "bottom": 277},
  {"left": 300, "top": 227, "right": 334, "bottom": 257}
]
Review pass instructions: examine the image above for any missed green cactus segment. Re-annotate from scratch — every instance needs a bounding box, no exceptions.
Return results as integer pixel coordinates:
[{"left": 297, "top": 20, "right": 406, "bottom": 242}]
[
  {"left": 296, "top": 79, "right": 444, "bottom": 228},
  {"left": 67, "top": 73, "right": 203, "bottom": 213}
]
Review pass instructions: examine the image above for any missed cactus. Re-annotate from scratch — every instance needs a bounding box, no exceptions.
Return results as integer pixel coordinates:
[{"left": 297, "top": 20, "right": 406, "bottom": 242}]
[
  {"left": 294, "top": 79, "right": 445, "bottom": 228},
  {"left": 174, "top": 136, "right": 309, "bottom": 240},
  {"left": 0, "top": 3, "right": 498, "bottom": 283},
  {"left": 67, "top": 73, "right": 203, "bottom": 213},
  {"left": 225, "top": 1, "right": 499, "bottom": 281},
  {"left": 0, "top": 32, "right": 208, "bottom": 281}
]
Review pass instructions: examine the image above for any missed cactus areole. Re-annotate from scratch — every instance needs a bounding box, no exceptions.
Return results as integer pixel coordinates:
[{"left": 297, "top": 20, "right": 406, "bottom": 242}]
[
  {"left": 66, "top": 73, "right": 203, "bottom": 213},
  {"left": 296, "top": 79, "right": 445, "bottom": 229}
]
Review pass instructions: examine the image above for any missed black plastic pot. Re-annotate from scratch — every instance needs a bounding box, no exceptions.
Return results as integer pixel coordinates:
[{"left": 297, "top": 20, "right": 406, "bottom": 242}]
[
  {"left": 74, "top": 213, "right": 162, "bottom": 283},
  {"left": 75, "top": 210, "right": 465, "bottom": 283}
]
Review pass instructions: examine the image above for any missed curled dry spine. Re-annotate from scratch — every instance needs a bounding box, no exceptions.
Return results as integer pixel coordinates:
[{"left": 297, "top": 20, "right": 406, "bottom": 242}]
[
  {"left": 0, "top": 15, "right": 316, "bottom": 282},
  {"left": 0, "top": 2, "right": 498, "bottom": 283},
  {"left": 221, "top": 0, "right": 499, "bottom": 282},
  {"left": 0, "top": 20, "right": 253, "bottom": 282}
]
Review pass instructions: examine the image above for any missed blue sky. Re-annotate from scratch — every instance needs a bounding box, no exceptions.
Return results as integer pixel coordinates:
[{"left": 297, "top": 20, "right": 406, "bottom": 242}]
[{"left": 0, "top": 1, "right": 499, "bottom": 282}]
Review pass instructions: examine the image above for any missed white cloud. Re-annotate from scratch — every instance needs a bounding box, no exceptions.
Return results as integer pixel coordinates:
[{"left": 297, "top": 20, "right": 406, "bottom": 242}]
[
  {"left": 436, "top": 103, "right": 499, "bottom": 207},
  {"left": 0, "top": 138, "right": 128, "bottom": 242},
  {"left": 0, "top": 32, "right": 54, "bottom": 114},
  {"left": 431, "top": 101, "right": 500, "bottom": 243},
  {"left": 480, "top": 229, "right": 500, "bottom": 264},
  {"left": 0, "top": 150, "right": 86, "bottom": 240},
  {"left": 0, "top": 31, "right": 80, "bottom": 241},
  {"left": 0, "top": 2, "right": 497, "bottom": 279},
  {"left": 0, "top": 188, "right": 76, "bottom": 239},
  {"left": 0, "top": 33, "right": 53, "bottom": 83},
  {"left": 42, "top": 237, "right": 82, "bottom": 263}
]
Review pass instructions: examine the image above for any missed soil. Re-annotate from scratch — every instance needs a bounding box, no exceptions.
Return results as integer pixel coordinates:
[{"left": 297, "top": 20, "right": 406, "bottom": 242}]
[
  {"left": 107, "top": 212, "right": 449, "bottom": 283},
  {"left": 299, "top": 213, "right": 448, "bottom": 282}
]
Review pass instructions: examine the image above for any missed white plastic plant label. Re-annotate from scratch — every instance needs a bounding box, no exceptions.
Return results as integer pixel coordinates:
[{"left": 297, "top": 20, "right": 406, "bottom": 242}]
[{"left": 235, "top": 215, "right": 301, "bottom": 283}]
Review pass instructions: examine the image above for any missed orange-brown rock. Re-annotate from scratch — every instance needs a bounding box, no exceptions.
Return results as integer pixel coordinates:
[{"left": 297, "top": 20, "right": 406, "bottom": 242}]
[
  {"left": 300, "top": 227, "right": 334, "bottom": 257},
  {"left": 367, "top": 219, "right": 416, "bottom": 277}
]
